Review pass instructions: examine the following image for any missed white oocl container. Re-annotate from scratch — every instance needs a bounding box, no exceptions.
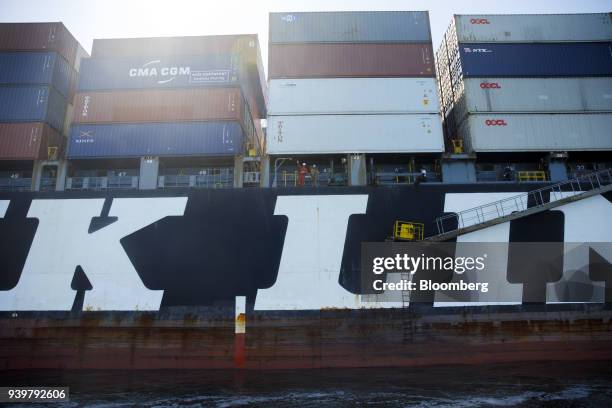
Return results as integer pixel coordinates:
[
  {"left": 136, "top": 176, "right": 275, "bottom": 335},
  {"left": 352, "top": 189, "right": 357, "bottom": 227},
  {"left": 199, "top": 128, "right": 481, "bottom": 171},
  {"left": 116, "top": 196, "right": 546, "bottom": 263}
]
[
  {"left": 452, "top": 77, "right": 612, "bottom": 119},
  {"left": 458, "top": 113, "right": 612, "bottom": 152},
  {"left": 454, "top": 13, "right": 612, "bottom": 43}
]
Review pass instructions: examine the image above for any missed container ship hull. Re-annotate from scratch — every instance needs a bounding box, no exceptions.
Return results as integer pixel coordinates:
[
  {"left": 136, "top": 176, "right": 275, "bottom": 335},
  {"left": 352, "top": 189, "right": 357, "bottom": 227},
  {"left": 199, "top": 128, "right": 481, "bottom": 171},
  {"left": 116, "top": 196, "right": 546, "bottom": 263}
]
[{"left": 1, "top": 185, "right": 611, "bottom": 369}]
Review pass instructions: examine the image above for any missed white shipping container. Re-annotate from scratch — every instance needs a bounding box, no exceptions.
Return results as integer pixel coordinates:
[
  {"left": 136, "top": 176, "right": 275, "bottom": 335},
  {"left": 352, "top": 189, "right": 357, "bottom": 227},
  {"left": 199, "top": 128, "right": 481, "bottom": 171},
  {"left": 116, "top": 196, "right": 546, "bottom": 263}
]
[
  {"left": 459, "top": 113, "right": 612, "bottom": 152},
  {"left": 267, "top": 114, "right": 444, "bottom": 154},
  {"left": 456, "top": 77, "right": 612, "bottom": 116},
  {"left": 268, "top": 78, "right": 440, "bottom": 115},
  {"left": 454, "top": 14, "right": 612, "bottom": 43}
]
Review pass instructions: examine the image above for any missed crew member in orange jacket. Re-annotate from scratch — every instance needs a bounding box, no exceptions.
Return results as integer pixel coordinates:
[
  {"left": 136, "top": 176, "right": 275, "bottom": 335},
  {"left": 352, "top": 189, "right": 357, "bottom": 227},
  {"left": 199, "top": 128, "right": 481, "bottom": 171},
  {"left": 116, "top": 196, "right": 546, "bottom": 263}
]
[{"left": 297, "top": 162, "right": 309, "bottom": 186}]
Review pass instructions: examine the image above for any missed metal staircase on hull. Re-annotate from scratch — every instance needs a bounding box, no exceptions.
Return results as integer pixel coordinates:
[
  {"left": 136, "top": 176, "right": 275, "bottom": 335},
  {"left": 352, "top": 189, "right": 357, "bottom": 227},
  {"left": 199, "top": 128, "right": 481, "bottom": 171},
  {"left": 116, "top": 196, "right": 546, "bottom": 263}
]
[{"left": 426, "top": 168, "right": 612, "bottom": 242}]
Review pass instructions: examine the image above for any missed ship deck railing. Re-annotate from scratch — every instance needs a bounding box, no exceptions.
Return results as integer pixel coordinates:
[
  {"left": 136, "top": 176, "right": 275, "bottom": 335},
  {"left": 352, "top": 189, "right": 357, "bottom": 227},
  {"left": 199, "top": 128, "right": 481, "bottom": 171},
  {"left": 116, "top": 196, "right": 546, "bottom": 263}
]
[
  {"left": 66, "top": 176, "right": 139, "bottom": 191},
  {"left": 374, "top": 171, "right": 442, "bottom": 184},
  {"left": 476, "top": 170, "right": 550, "bottom": 183},
  {"left": 0, "top": 177, "right": 32, "bottom": 192},
  {"left": 429, "top": 168, "right": 612, "bottom": 241},
  {"left": 39, "top": 178, "right": 57, "bottom": 192},
  {"left": 158, "top": 172, "right": 233, "bottom": 189},
  {"left": 274, "top": 171, "right": 344, "bottom": 187}
]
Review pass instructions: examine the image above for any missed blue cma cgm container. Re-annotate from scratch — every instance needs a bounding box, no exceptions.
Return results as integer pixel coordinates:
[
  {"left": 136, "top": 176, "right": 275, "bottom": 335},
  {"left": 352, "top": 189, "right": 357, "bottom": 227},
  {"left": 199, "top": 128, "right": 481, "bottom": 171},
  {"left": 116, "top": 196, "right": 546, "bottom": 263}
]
[
  {"left": 458, "top": 42, "right": 612, "bottom": 77},
  {"left": 0, "top": 86, "right": 67, "bottom": 132},
  {"left": 0, "top": 52, "right": 75, "bottom": 98},
  {"left": 68, "top": 121, "right": 243, "bottom": 158},
  {"left": 269, "top": 11, "right": 432, "bottom": 43},
  {"left": 78, "top": 54, "right": 242, "bottom": 91}
]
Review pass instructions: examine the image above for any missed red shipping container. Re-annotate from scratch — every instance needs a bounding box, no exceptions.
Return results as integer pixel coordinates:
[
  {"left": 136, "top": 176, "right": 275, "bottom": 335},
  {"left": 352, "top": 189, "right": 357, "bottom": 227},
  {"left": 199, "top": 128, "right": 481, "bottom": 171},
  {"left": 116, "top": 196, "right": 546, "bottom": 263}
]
[
  {"left": 0, "top": 22, "right": 87, "bottom": 68},
  {"left": 0, "top": 122, "right": 64, "bottom": 160},
  {"left": 72, "top": 87, "right": 245, "bottom": 124},
  {"left": 269, "top": 43, "right": 435, "bottom": 78}
]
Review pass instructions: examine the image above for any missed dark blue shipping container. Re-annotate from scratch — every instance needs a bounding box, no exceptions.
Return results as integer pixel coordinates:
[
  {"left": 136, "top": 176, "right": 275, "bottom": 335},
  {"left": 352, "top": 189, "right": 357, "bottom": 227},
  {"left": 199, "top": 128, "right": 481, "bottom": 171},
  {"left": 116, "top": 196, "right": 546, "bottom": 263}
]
[
  {"left": 0, "top": 86, "right": 67, "bottom": 132},
  {"left": 459, "top": 42, "right": 612, "bottom": 77},
  {"left": 78, "top": 54, "right": 241, "bottom": 91},
  {"left": 269, "top": 11, "right": 432, "bottom": 43},
  {"left": 68, "top": 121, "right": 243, "bottom": 158},
  {"left": 0, "top": 52, "right": 74, "bottom": 98}
]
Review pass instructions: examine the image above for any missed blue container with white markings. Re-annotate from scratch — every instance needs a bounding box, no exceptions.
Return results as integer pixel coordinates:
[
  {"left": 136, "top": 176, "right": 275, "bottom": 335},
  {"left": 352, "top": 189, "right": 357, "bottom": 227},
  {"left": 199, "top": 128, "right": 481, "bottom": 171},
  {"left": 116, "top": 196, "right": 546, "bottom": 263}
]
[
  {"left": 68, "top": 121, "right": 243, "bottom": 158},
  {"left": 0, "top": 51, "right": 74, "bottom": 98},
  {"left": 0, "top": 86, "right": 67, "bottom": 132},
  {"left": 459, "top": 42, "right": 612, "bottom": 77},
  {"left": 77, "top": 54, "right": 241, "bottom": 91}
]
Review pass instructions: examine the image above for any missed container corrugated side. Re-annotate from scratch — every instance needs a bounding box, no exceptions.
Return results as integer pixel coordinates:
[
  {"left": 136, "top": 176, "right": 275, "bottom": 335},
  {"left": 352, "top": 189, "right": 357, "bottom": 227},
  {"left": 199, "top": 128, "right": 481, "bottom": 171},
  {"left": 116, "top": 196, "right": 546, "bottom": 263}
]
[
  {"left": 459, "top": 43, "right": 612, "bottom": 77},
  {"left": 459, "top": 113, "right": 612, "bottom": 152},
  {"left": 68, "top": 121, "right": 243, "bottom": 158},
  {"left": 269, "top": 11, "right": 431, "bottom": 43},
  {"left": 0, "top": 122, "right": 63, "bottom": 160},
  {"left": 63, "top": 102, "right": 74, "bottom": 136},
  {"left": 0, "top": 22, "right": 84, "bottom": 67},
  {"left": 0, "top": 52, "right": 74, "bottom": 98},
  {"left": 92, "top": 34, "right": 260, "bottom": 63},
  {"left": 268, "top": 78, "right": 439, "bottom": 115},
  {"left": 78, "top": 54, "right": 240, "bottom": 91},
  {"left": 269, "top": 43, "right": 435, "bottom": 78},
  {"left": 73, "top": 87, "right": 244, "bottom": 124},
  {"left": 455, "top": 14, "right": 612, "bottom": 43},
  {"left": 0, "top": 86, "right": 67, "bottom": 131},
  {"left": 73, "top": 44, "right": 89, "bottom": 72},
  {"left": 455, "top": 78, "right": 612, "bottom": 119},
  {"left": 78, "top": 54, "right": 266, "bottom": 118},
  {"left": 267, "top": 114, "right": 444, "bottom": 154}
]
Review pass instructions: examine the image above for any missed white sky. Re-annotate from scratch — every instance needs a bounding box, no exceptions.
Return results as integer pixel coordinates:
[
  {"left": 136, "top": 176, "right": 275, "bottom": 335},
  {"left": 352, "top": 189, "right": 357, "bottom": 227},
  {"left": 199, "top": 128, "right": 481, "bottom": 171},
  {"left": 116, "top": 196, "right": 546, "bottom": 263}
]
[{"left": 1, "top": 0, "right": 610, "bottom": 76}]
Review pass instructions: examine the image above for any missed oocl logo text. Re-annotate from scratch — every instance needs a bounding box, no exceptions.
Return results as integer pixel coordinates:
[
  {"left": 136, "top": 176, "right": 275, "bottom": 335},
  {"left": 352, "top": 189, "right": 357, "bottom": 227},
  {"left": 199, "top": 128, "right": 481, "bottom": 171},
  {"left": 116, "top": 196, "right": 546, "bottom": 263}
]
[
  {"left": 485, "top": 119, "right": 508, "bottom": 126},
  {"left": 480, "top": 82, "right": 501, "bottom": 89},
  {"left": 470, "top": 18, "right": 490, "bottom": 24},
  {"left": 128, "top": 60, "right": 191, "bottom": 84}
]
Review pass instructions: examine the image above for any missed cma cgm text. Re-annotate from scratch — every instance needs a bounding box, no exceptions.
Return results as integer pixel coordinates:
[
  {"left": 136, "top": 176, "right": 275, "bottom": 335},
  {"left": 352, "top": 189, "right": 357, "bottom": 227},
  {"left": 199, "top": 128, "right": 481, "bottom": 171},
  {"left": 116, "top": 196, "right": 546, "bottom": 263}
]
[{"left": 128, "top": 66, "right": 191, "bottom": 77}]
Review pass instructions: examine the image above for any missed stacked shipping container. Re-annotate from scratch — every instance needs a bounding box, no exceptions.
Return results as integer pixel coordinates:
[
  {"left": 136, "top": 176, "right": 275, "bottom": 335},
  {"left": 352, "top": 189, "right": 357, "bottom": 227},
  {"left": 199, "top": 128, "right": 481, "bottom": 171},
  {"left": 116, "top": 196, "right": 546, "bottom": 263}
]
[
  {"left": 267, "top": 11, "right": 444, "bottom": 154},
  {"left": 0, "top": 23, "right": 86, "bottom": 162},
  {"left": 436, "top": 14, "right": 612, "bottom": 153},
  {"left": 68, "top": 35, "right": 266, "bottom": 159}
]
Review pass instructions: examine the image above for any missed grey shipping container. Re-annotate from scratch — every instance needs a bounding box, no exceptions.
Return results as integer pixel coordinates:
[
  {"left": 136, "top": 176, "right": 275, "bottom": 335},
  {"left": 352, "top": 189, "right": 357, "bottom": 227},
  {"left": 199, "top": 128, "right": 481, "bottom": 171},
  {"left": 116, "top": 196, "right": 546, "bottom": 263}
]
[
  {"left": 449, "top": 77, "right": 612, "bottom": 126},
  {"left": 269, "top": 11, "right": 432, "bottom": 43},
  {"left": 0, "top": 22, "right": 88, "bottom": 68},
  {"left": 458, "top": 113, "right": 612, "bottom": 152},
  {"left": 0, "top": 51, "right": 76, "bottom": 99},
  {"left": 0, "top": 85, "right": 67, "bottom": 132},
  {"left": 453, "top": 13, "right": 612, "bottom": 43},
  {"left": 92, "top": 34, "right": 261, "bottom": 61},
  {"left": 269, "top": 43, "right": 435, "bottom": 78}
]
